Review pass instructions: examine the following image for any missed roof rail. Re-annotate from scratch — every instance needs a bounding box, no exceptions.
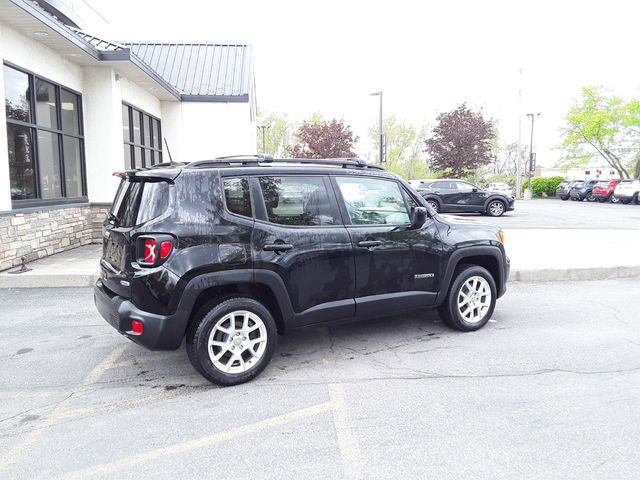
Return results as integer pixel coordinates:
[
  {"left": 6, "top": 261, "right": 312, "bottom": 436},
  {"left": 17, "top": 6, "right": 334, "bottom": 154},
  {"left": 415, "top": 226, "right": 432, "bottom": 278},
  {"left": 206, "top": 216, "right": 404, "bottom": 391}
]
[{"left": 184, "top": 156, "right": 385, "bottom": 170}]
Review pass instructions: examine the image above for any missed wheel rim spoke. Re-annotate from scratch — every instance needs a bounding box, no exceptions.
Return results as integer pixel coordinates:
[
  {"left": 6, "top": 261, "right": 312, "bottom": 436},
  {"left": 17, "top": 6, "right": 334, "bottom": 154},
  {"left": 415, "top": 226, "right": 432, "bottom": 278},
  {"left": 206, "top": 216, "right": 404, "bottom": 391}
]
[
  {"left": 207, "top": 310, "right": 268, "bottom": 375},
  {"left": 457, "top": 276, "right": 492, "bottom": 324}
]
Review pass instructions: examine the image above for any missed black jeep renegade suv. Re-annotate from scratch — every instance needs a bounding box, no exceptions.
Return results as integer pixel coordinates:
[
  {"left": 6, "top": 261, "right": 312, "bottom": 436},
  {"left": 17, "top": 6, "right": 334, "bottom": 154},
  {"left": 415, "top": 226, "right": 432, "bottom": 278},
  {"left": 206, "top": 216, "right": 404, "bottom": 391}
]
[{"left": 94, "top": 156, "right": 509, "bottom": 386}]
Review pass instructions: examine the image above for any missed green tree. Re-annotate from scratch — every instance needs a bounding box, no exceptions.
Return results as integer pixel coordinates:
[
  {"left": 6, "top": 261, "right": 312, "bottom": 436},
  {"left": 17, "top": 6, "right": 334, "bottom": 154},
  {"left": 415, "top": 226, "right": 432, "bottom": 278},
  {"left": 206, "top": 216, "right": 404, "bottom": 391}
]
[
  {"left": 559, "top": 86, "right": 639, "bottom": 179},
  {"left": 369, "top": 116, "right": 430, "bottom": 179},
  {"left": 256, "top": 110, "right": 295, "bottom": 157}
]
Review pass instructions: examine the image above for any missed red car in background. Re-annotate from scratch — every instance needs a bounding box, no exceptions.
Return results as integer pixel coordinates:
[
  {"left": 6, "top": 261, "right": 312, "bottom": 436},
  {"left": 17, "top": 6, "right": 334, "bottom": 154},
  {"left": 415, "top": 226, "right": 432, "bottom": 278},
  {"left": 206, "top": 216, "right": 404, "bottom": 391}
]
[{"left": 592, "top": 179, "right": 620, "bottom": 203}]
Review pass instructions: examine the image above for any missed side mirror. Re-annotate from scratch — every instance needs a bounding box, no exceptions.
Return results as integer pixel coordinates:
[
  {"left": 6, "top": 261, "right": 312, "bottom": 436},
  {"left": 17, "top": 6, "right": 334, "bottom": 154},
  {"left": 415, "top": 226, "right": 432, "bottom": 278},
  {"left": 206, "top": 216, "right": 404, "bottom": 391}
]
[
  {"left": 472, "top": 187, "right": 479, "bottom": 192},
  {"left": 411, "top": 206, "right": 428, "bottom": 228}
]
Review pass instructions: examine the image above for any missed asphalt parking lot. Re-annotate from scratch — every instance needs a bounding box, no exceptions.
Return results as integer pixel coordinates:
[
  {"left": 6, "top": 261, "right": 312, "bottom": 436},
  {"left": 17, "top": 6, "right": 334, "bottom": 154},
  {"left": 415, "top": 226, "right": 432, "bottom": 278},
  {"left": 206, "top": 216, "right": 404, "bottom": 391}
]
[
  {"left": 455, "top": 198, "right": 640, "bottom": 230},
  {"left": 1, "top": 279, "right": 640, "bottom": 480}
]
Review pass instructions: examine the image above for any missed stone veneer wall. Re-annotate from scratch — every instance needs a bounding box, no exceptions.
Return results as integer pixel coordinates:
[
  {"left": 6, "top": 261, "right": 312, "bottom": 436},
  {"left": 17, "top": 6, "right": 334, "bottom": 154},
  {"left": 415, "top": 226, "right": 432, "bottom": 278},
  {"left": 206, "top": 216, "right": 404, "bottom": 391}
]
[
  {"left": 0, "top": 203, "right": 110, "bottom": 272},
  {"left": 90, "top": 204, "right": 111, "bottom": 242}
]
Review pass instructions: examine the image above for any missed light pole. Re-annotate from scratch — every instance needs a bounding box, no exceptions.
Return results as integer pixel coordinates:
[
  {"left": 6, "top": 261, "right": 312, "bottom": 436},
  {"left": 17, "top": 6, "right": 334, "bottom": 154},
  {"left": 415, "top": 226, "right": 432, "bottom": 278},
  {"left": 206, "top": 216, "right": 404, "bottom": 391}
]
[
  {"left": 524, "top": 112, "right": 540, "bottom": 199},
  {"left": 258, "top": 125, "right": 270, "bottom": 155},
  {"left": 370, "top": 92, "right": 384, "bottom": 164}
]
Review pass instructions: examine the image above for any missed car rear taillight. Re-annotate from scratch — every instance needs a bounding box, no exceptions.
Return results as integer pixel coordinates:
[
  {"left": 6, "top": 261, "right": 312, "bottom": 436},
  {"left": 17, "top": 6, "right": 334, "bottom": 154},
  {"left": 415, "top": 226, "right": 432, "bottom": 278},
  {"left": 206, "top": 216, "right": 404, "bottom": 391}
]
[
  {"left": 160, "top": 240, "right": 172, "bottom": 259},
  {"left": 137, "top": 235, "right": 174, "bottom": 266},
  {"left": 144, "top": 238, "right": 157, "bottom": 263}
]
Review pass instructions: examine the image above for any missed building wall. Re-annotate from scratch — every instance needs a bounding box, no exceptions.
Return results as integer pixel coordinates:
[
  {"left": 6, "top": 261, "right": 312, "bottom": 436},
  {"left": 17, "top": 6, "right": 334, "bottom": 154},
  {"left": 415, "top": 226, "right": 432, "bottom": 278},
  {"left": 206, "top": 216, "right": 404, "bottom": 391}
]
[
  {"left": 161, "top": 101, "right": 255, "bottom": 162},
  {"left": 0, "top": 205, "right": 93, "bottom": 271}
]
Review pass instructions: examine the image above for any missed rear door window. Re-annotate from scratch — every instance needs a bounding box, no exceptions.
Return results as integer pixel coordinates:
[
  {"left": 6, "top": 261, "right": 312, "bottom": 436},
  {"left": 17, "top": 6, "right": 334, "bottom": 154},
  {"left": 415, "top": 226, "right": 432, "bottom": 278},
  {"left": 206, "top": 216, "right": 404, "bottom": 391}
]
[
  {"left": 110, "top": 179, "right": 170, "bottom": 227},
  {"left": 223, "top": 177, "right": 252, "bottom": 217},
  {"left": 258, "top": 176, "right": 336, "bottom": 226}
]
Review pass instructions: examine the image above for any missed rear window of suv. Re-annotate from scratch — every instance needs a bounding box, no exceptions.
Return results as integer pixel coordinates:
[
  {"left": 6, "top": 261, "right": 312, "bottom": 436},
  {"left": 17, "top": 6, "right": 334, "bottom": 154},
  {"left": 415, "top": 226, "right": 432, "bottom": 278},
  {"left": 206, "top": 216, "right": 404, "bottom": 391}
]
[{"left": 110, "top": 179, "right": 170, "bottom": 227}]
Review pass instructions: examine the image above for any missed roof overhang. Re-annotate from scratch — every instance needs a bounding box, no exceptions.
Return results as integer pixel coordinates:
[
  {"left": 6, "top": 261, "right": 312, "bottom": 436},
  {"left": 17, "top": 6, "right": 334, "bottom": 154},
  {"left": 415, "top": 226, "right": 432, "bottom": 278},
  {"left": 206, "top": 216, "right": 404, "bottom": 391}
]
[{"left": 0, "top": 0, "right": 250, "bottom": 103}]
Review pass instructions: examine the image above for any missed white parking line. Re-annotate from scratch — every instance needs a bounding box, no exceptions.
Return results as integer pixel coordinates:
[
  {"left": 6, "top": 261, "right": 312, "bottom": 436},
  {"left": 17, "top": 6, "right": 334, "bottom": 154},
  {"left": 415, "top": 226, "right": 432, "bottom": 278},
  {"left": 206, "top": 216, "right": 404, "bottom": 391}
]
[
  {"left": 328, "top": 383, "right": 362, "bottom": 480},
  {"left": 52, "top": 401, "right": 334, "bottom": 480},
  {"left": 0, "top": 343, "right": 128, "bottom": 475}
]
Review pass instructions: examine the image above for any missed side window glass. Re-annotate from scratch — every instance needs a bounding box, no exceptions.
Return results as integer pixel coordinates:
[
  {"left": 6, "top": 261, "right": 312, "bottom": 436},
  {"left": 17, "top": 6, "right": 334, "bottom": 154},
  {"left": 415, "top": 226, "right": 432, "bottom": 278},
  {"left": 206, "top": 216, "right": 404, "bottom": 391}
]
[
  {"left": 456, "top": 181, "right": 473, "bottom": 192},
  {"left": 437, "top": 181, "right": 454, "bottom": 190},
  {"left": 258, "top": 176, "right": 335, "bottom": 226},
  {"left": 336, "top": 177, "right": 410, "bottom": 225},
  {"left": 223, "top": 177, "right": 252, "bottom": 217}
]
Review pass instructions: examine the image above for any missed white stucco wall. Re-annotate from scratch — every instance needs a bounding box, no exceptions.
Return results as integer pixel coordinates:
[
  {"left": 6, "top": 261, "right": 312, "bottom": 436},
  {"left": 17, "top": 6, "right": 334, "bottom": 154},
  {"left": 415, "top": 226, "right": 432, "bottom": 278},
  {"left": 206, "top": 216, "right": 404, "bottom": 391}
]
[
  {"left": 1, "top": 24, "right": 83, "bottom": 92},
  {"left": 82, "top": 66, "right": 124, "bottom": 203},
  {"left": 161, "top": 101, "right": 255, "bottom": 162}
]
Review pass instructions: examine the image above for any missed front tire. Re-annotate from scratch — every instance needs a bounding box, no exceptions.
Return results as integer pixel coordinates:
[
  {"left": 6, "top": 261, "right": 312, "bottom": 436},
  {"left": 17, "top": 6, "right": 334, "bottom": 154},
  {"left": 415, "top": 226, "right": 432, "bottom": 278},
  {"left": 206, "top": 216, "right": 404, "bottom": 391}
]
[
  {"left": 186, "top": 297, "right": 277, "bottom": 386},
  {"left": 560, "top": 195, "right": 569, "bottom": 201},
  {"left": 486, "top": 199, "right": 506, "bottom": 217},
  {"left": 438, "top": 265, "right": 497, "bottom": 332},
  {"left": 586, "top": 192, "right": 596, "bottom": 202}
]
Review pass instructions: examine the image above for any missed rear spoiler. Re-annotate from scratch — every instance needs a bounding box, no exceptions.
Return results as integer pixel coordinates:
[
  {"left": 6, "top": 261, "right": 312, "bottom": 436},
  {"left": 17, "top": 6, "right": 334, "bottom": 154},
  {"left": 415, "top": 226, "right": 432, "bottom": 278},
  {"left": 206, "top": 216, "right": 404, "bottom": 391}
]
[{"left": 112, "top": 168, "right": 181, "bottom": 182}]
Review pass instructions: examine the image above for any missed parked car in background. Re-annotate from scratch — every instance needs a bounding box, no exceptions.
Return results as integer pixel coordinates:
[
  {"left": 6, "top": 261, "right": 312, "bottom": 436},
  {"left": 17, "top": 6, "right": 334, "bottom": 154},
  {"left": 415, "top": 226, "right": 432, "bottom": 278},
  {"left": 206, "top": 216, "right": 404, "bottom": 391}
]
[
  {"left": 408, "top": 179, "right": 433, "bottom": 195},
  {"left": 592, "top": 179, "right": 620, "bottom": 203},
  {"left": 485, "top": 182, "right": 513, "bottom": 196},
  {"left": 614, "top": 179, "right": 640, "bottom": 204},
  {"left": 555, "top": 180, "right": 576, "bottom": 201},
  {"left": 419, "top": 179, "right": 515, "bottom": 216},
  {"left": 569, "top": 179, "right": 598, "bottom": 201}
]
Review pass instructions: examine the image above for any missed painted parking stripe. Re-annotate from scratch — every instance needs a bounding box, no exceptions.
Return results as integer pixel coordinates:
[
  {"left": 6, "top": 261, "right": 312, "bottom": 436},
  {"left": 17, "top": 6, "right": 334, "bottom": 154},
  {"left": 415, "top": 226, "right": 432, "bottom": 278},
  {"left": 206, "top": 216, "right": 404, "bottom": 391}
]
[
  {"left": 52, "top": 401, "right": 334, "bottom": 480},
  {"left": 0, "top": 343, "right": 129, "bottom": 475},
  {"left": 328, "top": 383, "right": 362, "bottom": 480}
]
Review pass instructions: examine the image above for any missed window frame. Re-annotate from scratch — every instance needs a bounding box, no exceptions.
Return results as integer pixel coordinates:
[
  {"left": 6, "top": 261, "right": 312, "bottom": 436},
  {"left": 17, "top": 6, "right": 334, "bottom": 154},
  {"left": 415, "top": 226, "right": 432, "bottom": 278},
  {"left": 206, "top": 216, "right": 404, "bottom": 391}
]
[
  {"left": 4, "top": 62, "right": 87, "bottom": 208},
  {"left": 250, "top": 174, "right": 342, "bottom": 228},
  {"left": 122, "top": 102, "right": 162, "bottom": 169},
  {"left": 331, "top": 175, "right": 413, "bottom": 227}
]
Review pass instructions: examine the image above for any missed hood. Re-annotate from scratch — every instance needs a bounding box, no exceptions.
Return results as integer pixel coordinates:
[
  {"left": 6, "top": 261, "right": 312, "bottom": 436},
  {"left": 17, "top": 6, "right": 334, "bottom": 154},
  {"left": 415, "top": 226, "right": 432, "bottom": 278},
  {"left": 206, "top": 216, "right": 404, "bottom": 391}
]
[{"left": 436, "top": 214, "right": 503, "bottom": 248}]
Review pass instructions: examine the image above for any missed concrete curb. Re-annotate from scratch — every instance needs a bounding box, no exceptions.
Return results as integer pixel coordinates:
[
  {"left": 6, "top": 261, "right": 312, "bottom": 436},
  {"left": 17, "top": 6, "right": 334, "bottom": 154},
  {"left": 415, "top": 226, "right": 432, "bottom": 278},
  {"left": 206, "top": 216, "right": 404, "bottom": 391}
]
[
  {"left": 510, "top": 265, "right": 640, "bottom": 283},
  {"left": 0, "top": 267, "right": 638, "bottom": 289},
  {"left": 0, "top": 273, "right": 100, "bottom": 289}
]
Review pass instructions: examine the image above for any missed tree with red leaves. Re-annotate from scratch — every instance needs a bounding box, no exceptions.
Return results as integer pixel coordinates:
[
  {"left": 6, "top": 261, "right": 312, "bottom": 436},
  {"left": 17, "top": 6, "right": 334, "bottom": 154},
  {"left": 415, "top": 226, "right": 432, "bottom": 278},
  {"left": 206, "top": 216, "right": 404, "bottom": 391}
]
[
  {"left": 425, "top": 104, "right": 496, "bottom": 177},
  {"left": 290, "top": 118, "right": 358, "bottom": 159}
]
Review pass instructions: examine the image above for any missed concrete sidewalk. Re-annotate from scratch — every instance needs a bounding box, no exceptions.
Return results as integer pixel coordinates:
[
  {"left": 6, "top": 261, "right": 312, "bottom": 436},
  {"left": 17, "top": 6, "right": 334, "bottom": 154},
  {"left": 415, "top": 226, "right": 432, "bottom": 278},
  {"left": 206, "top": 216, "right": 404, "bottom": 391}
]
[{"left": 0, "top": 229, "right": 638, "bottom": 288}]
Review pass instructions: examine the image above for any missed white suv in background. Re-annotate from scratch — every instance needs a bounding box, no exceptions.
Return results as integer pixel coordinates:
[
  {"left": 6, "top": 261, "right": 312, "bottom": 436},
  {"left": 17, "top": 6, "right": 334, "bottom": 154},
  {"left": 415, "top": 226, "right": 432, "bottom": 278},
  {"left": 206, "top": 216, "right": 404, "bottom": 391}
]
[
  {"left": 486, "top": 182, "right": 513, "bottom": 196},
  {"left": 614, "top": 179, "right": 640, "bottom": 204}
]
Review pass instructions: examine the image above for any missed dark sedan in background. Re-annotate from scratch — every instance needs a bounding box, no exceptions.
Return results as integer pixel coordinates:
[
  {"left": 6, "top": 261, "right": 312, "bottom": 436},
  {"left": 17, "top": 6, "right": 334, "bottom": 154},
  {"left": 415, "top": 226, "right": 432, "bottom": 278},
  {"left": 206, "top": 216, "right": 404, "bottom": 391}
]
[
  {"left": 555, "top": 180, "right": 576, "bottom": 201},
  {"left": 569, "top": 179, "right": 598, "bottom": 201},
  {"left": 415, "top": 179, "right": 515, "bottom": 217}
]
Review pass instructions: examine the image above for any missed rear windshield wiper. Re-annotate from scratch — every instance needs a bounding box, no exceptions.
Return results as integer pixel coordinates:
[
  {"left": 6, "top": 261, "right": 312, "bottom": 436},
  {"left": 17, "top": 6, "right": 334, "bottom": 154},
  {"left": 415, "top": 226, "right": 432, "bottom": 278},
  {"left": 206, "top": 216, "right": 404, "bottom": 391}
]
[{"left": 107, "top": 212, "right": 120, "bottom": 226}]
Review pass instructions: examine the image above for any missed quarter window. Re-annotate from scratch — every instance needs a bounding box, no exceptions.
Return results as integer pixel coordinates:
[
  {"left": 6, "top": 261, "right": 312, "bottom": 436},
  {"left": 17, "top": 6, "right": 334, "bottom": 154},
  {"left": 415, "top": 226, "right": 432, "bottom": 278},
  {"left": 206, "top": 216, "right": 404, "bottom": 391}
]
[
  {"left": 336, "top": 177, "right": 410, "bottom": 225},
  {"left": 258, "top": 176, "right": 335, "bottom": 226},
  {"left": 122, "top": 104, "right": 162, "bottom": 169},
  {"left": 3, "top": 64, "right": 86, "bottom": 204},
  {"left": 223, "top": 178, "right": 252, "bottom": 217}
]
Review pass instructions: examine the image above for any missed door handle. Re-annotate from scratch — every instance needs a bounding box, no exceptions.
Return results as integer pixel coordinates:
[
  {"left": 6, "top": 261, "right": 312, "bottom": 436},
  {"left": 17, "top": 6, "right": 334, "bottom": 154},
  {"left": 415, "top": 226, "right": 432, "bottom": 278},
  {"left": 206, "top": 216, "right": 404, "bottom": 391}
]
[
  {"left": 263, "top": 243, "right": 294, "bottom": 252},
  {"left": 357, "top": 240, "right": 382, "bottom": 249}
]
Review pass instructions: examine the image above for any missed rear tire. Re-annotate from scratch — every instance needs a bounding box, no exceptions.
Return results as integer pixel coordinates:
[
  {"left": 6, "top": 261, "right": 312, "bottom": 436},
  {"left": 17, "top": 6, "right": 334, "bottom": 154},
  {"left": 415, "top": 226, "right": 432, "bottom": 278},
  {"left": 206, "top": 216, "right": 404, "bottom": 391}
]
[
  {"left": 438, "top": 264, "right": 497, "bottom": 332},
  {"left": 586, "top": 192, "right": 596, "bottom": 202},
  {"left": 426, "top": 199, "right": 440, "bottom": 213},
  {"left": 560, "top": 196, "right": 569, "bottom": 201},
  {"left": 186, "top": 297, "right": 277, "bottom": 386}
]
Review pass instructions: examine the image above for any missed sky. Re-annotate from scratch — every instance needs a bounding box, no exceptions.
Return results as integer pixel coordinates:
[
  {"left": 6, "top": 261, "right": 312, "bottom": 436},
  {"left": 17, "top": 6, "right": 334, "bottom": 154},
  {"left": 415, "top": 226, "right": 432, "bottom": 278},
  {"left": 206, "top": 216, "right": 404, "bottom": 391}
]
[{"left": 83, "top": 0, "right": 640, "bottom": 166}]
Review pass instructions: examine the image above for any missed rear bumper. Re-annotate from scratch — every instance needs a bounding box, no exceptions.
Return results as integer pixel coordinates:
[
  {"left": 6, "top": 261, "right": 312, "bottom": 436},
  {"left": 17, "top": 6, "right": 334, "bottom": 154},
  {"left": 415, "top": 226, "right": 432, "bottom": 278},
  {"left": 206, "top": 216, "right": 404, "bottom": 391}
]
[
  {"left": 94, "top": 279, "right": 184, "bottom": 350},
  {"left": 592, "top": 193, "right": 611, "bottom": 200}
]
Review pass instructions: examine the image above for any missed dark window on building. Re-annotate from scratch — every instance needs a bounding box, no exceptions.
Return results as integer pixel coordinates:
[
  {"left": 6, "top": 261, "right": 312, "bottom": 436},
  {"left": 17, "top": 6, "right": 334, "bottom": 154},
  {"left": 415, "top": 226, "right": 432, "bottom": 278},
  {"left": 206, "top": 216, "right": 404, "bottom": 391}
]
[
  {"left": 223, "top": 178, "right": 252, "bottom": 217},
  {"left": 3, "top": 63, "right": 86, "bottom": 205},
  {"left": 122, "top": 104, "right": 162, "bottom": 169},
  {"left": 258, "top": 176, "right": 335, "bottom": 226}
]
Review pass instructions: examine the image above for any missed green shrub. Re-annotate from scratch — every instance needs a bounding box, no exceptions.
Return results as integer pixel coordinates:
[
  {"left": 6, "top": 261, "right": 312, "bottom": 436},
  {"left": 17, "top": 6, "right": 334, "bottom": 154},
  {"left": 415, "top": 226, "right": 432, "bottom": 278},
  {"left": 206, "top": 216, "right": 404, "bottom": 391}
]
[{"left": 529, "top": 176, "right": 564, "bottom": 197}]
